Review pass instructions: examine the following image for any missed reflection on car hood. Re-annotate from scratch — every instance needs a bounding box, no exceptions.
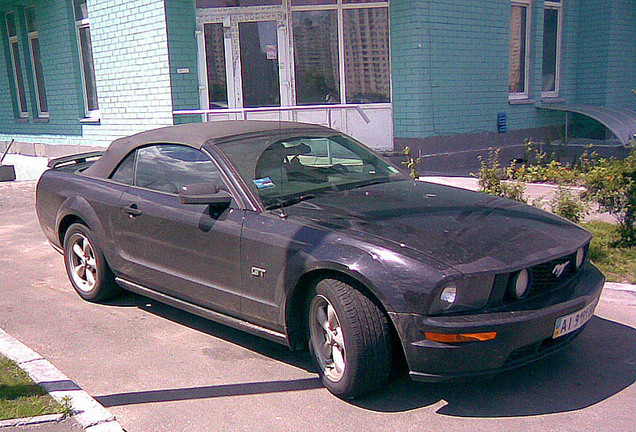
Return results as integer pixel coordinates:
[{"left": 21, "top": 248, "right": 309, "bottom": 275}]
[{"left": 284, "top": 180, "right": 592, "bottom": 275}]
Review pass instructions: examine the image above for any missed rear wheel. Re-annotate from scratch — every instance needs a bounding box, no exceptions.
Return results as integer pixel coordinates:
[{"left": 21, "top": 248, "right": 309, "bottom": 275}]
[
  {"left": 307, "top": 278, "right": 392, "bottom": 398},
  {"left": 63, "top": 223, "right": 119, "bottom": 302}
]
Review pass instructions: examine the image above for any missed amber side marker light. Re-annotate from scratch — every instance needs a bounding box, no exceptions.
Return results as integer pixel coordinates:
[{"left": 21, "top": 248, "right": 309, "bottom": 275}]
[{"left": 425, "top": 332, "right": 497, "bottom": 343}]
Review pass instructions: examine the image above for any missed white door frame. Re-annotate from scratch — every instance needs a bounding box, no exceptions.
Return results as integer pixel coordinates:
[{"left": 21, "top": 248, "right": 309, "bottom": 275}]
[{"left": 196, "top": 8, "right": 292, "bottom": 112}]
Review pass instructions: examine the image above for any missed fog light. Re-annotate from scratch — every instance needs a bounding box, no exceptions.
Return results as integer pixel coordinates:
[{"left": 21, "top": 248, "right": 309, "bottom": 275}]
[
  {"left": 575, "top": 247, "right": 585, "bottom": 270},
  {"left": 439, "top": 285, "right": 457, "bottom": 310},
  {"left": 510, "top": 269, "right": 530, "bottom": 299}
]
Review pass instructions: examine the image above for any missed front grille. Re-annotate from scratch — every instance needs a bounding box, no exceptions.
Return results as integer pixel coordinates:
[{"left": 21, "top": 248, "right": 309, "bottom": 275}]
[
  {"left": 529, "top": 252, "right": 577, "bottom": 294},
  {"left": 488, "top": 248, "right": 585, "bottom": 308}
]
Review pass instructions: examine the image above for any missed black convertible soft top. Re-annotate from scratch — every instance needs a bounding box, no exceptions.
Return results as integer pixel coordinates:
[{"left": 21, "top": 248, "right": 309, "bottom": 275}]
[{"left": 84, "top": 120, "right": 331, "bottom": 179}]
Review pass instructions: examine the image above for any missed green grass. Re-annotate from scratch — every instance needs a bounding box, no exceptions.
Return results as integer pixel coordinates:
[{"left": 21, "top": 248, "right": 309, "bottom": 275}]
[
  {"left": 582, "top": 221, "right": 636, "bottom": 284},
  {"left": 0, "top": 355, "right": 64, "bottom": 421}
]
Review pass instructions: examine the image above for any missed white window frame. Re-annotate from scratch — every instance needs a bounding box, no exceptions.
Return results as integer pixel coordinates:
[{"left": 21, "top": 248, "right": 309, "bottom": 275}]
[
  {"left": 73, "top": 1, "right": 100, "bottom": 120},
  {"left": 290, "top": 0, "right": 390, "bottom": 105},
  {"left": 541, "top": 0, "right": 563, "bottom": 99},
  {"left": 508, "top": 0, "right": 531, "bottom": 101},
  {"left": 25, "top": 7, "right": 48, "bottom": 118},
  {"left": 5, "top": 12, "right": 28, "bottom": 118}
]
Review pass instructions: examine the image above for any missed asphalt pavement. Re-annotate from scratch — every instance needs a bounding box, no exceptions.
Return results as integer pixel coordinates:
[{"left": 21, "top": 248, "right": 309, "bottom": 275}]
[{"left": 0, "top": 180, "right": 634, "bottom": 432}]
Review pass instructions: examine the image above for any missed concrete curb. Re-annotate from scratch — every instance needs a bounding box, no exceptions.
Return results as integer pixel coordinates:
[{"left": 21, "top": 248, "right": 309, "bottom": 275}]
[
  {"left": 0, "top": 413, "right": 64, "bottom": 429},
  {"left": 604, "top": 282, "right": 636, "bottom": 293},
  {"left": 0, "top": 329, "right": 124, "bottom": 432}
]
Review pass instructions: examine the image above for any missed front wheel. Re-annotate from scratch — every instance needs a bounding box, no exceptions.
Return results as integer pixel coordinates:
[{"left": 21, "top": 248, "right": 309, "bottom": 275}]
[
  {"left": 307, "top": 278, "right": 392, "bottom": 398},
  {"left": 63, "top": 223, "right": 119, "bottom": 302}
]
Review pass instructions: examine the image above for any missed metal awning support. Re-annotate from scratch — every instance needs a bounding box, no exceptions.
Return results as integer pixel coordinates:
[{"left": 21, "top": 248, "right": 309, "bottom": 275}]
[{"left": 535, "top": 103, "right": 636, "bottom": 145}]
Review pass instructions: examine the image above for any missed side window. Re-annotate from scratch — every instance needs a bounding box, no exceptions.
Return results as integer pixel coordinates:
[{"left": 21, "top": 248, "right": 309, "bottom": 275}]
[
  {"left": 110, "top": 151, "right": 136, "bottom": 185},
  {"left": 134, "top": 144, "right": 225, "bottom": 194}
]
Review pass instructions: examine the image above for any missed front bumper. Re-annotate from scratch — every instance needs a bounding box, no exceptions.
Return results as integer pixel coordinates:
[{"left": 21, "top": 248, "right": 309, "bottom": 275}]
[{"left": 390, "top": 263, "right": 605, "bottom": 382}]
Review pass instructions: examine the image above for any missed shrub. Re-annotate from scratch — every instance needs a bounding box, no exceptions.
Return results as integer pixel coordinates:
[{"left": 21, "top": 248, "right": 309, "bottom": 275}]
[
  {"left": 550, "top": 186, "right": 588, "bottom": 223},
  {"left": 583, "top": 148, "right": 636, "bottom": 246},
  {"left": 474, "top": 148, "right": 526, "bottom": 202},
  {"left": 401, "top": 146, "right": 421, "bottom": 179}
]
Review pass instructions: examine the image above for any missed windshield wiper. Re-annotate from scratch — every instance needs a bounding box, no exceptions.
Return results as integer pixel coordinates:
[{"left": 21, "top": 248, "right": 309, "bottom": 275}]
[
  {"left": 345, "top": 177, "right": 391, "bottom": 190},
  {"left": 266, "top": 194, "right": 317, "bottom": 210}
]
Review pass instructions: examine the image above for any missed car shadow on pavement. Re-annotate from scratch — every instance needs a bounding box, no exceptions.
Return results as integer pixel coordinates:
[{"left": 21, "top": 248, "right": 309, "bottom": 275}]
[
  {"left": 104, "top": 291, "right": 316, "bottom": 372},
  {"left": 103, "top": 292, "right": 635, "bottom": 417},
  {"left": 353, "top": 316, "right": 636, "bottom": 416}
]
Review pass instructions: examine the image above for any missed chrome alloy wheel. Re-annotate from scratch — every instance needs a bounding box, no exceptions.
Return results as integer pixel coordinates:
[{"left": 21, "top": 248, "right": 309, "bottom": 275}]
[
  {"left": 68, "top": 234, "right": 98, "bottom": 293},
  {"left": 309, "top": 294, "right": 346, "bottom": 382}
]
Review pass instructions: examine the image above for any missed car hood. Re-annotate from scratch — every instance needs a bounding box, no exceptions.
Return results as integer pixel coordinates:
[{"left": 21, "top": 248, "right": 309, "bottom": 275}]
[{"left": 284, "top": 180, "right": 591, "bottom": 275}]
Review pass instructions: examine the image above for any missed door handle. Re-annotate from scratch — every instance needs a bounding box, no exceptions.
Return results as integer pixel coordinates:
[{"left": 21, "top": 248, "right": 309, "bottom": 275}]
[{"left": 122, "top": 204, "right": 142, "bottom": 217}]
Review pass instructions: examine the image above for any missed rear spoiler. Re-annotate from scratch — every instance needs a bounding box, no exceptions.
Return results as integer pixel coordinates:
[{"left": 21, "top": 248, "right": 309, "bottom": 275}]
[{"left": 47, "top": 151, "right": 104, "bottom": 169}]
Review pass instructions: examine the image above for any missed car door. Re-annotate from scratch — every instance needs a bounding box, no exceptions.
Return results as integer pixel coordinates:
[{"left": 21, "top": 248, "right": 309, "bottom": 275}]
[{"left": 111, "top": 144, "right": 244, "bottom": 315}]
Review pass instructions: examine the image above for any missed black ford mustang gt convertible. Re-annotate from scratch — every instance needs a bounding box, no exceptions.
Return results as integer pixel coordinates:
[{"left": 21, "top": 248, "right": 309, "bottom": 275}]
[{"left": 36, "top": 121, "right": 605, "bottom": 398}]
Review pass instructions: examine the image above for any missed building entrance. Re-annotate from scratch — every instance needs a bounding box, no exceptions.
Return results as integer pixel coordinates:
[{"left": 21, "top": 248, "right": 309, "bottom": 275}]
[{"left": 194, "top": 1, "right": 393, "bottom": 150}]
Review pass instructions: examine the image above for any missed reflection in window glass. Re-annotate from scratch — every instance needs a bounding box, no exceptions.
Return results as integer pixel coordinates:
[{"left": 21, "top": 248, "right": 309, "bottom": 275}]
[
  {"left": 6, "top": 11, "right": 17, "bottom": 36},
  {"left": 293, "top": 10, "right": 340, "bottom": 105},
  {"left": 220, "top": 135, "right": 403, "bottom": 209},
  {"left": 509, "top": 4, "right": 528, "bottom": 94},
  {"left": 196, "top": 0, "right": 281, "bottom": 7},
  {"left": 135, "top": 145, "right": 224, "bottom": 194},
  {"left": 542, "top": 8, "right": 559, "bottom": 92},
  {"left": 73, "top": 0, "right": 88, "bottom": 21},
  {"left": 110, "top": 151, "right": 136, "bottom": 185},
  {"left": 26, "top": 7, "right": 48, "bottom": 115},
  {"left": 343, "top": 8, "right": 390, "bottom": 103},
  {"left": 6, "top": 12, "right": 28, "bottom": 116},
  {"left": 343, "top": 0, "right": 386, "bottom": 3},
  {"left": 10, "top": 41, "right": 28, "bottom": 115},
  {"left": 239, "top": 21, "right": 280, "bottom": 108},
  {"left": 204, "top": 23, "right": 228, "bottom": 108},
  {"left": 30, "top": 38, "right": 48, "bottom": 113},
  {"left": 79, "top": 26, "right": 99, "bottom": 111}
]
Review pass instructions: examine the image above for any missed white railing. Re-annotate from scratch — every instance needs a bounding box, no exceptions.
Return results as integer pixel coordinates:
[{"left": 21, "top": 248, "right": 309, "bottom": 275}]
[{"left": 173, "top": 103, "right": 371, "bottom": 127}]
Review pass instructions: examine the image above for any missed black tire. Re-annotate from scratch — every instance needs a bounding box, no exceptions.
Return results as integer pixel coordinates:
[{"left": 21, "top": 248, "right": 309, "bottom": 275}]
[
  {"left": 307, "top": 278, "right": 392, "bottom": 398},
  {"left": 63, "top": 223, "right": 120, "bottom": 302}
]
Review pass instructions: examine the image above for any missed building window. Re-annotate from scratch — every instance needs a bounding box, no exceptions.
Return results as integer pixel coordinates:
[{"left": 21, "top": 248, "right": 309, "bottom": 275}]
[
  {"left": 343, "top": 7, "right": 390, "bottom": 103},
  {"left": 542, "top": 0, "right": 562, "bottom": 97},
  {"left": 25, "top": 7, "right": 48, "bottom": 117},
  {"left": 293, "top": 10, "right": 340, "bottom": 104},
  {"left": 292, "top": 0, "right": 390, "bottom": 105},
  {"left": 73, "top": 0, "right": 99, "bottom": 116},
  {"left": 5, "top": 12, "right": 28, "bottom": 117},
  {"left": 509, "top": 1, "right": 530, "bottom": 99}
]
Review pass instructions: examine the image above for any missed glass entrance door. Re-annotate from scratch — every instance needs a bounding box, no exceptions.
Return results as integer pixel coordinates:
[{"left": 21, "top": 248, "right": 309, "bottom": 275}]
[
  {"left": 200, "top": 15, "right": 289, "bottom": 112},
  {"left": 238, "top": 20, "right": 280, "bottom": 108}
]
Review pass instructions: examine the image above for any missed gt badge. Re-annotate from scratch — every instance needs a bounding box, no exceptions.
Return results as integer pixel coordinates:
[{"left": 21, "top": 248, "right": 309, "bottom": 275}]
[{"left": 251, "top": 266, "right": 267, "bottom": 278}]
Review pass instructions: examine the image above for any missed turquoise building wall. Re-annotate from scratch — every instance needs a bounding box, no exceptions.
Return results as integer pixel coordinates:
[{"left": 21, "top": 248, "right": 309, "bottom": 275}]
[
  {"left": 0, "top": 0, "right": 175, "bottom": 150},
  {"left": 165, "top": 0, "right": 200, "bottom": 124},
  {"left": 0, "top": 1, "right": 83, "bottom": 138},
  {"left": 390, "top": 0, "right": 635, "bottom": 147}
]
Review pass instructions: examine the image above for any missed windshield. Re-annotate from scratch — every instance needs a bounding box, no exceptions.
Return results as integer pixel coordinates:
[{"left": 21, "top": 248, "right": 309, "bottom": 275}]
[{"left": 217, "top": 133, "right": 407, "bottom": 209}]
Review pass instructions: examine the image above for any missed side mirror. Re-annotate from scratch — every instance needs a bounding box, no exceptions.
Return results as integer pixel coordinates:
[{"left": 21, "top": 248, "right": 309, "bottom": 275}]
[{"left": 179, "top": 182, "right": 232, "bottom": 206}]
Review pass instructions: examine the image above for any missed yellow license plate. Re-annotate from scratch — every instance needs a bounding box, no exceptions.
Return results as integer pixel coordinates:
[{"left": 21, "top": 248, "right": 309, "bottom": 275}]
[{"left": 553, "top": 301, "right": 597, "bottom": 339}]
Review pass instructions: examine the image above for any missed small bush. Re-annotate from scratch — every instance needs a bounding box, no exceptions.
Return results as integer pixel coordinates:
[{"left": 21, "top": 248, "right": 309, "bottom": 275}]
[
  {"left": 583, "top": 148, "right": 636, "bottom": 246},
  {"left": 401, "top": 146, "right": 421, "bottom": 179},
  {"left": 550, "top": 186, "right": 588, "bottom": 223},
  {"left": 474, "top": 148, "right": 526, "bottom": 202}
]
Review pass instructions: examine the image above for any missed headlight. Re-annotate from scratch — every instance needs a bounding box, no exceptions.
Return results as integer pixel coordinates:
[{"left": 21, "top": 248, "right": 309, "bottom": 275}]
[
  {"left": 429, "top": 275, "right": 495, "bottom": 315},
  {"left": 439, "top": 285, "right": 457, "bottom": 310},
  {"left": 575, "top": 246, "right": 586, "bottom": 270},
  {"left": 509, "top": 268, "right": 530, "bottom": 299}
]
